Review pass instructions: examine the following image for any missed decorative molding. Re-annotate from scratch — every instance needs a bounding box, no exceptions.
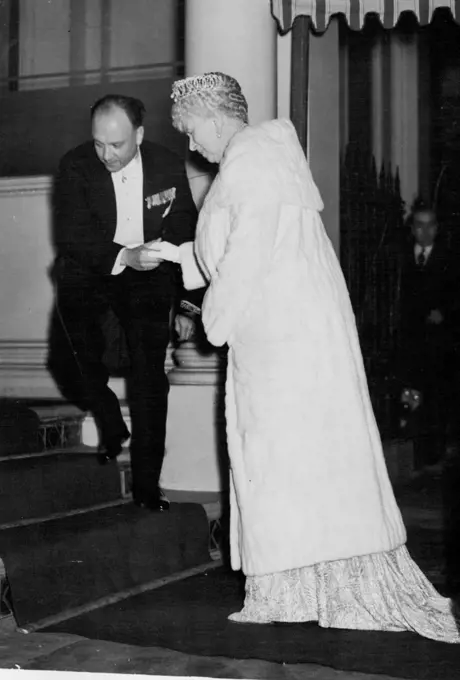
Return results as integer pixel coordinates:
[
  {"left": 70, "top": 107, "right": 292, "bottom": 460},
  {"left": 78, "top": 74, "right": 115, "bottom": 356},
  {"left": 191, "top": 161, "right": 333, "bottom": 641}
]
[
  {"left": 2, "top": 63, "right": 177, "bottom": 91},
  {"left": 169, "top": 342, "right": 227, "bottom": 385},
  {"left": 108, "top": 63, "right": 175, "bottom": 83},
  {"left": 0, "top": 340, "right": 48, "bottom": 367},
  {"left": 0, "top": 340, "right": 59, "bottom": 399},
  {"left": 0, "top": 368, "right": 62, "bottom": 400},
  {"left": 0, "top": 338, "right": 223, "bottom": 370},
  {"left": 0, "top": 339, "right": 175, "bottom": 370},
  {"left": 18, "top": 75, "right": 71, "bottom": 90},
  {"left": 0, "top": 340, "right": 225, "bottom": 397},
  {"left": 0, "top": 176, "right": 53, "bottom": 197}
]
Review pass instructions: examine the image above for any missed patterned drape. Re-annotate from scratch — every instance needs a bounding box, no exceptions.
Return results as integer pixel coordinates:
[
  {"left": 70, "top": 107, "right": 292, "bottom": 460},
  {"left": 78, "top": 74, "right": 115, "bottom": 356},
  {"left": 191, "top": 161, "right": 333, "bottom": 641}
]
[{"left": 271, "top": 0, "right": 460, "bottom": 33}]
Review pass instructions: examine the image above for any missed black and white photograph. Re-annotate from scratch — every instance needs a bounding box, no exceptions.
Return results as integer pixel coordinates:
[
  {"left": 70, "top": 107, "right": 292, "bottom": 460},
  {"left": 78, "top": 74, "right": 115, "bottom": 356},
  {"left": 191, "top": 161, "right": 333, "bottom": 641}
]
[{"left": 1, "top": 2, "right": 460, "bottom": 679}]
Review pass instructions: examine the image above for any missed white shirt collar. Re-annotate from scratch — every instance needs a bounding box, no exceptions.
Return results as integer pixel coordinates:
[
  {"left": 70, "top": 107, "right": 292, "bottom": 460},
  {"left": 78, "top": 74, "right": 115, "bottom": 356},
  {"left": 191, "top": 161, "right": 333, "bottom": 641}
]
[{"left": 414, "top": 243, "right": 433, "bottom": 256}]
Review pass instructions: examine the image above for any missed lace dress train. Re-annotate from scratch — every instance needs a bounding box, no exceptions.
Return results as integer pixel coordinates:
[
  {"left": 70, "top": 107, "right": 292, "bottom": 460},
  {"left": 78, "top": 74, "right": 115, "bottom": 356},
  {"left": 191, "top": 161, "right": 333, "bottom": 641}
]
[{"left": 229, "top": 546, "right": 460, "bottom": 643}]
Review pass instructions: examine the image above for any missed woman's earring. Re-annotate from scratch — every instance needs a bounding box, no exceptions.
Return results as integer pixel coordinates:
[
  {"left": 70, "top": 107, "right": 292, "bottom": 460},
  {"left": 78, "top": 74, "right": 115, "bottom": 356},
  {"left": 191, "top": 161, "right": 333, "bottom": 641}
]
[{"left": 213, "top": 120, "right": 221, "bottom": 138}]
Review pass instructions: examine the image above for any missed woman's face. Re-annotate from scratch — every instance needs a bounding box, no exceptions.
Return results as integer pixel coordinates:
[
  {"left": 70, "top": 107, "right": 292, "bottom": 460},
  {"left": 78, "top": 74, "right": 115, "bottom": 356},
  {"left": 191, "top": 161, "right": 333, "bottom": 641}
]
[{"left": 182, "top": 113, "right": 225, "bottom": 164}]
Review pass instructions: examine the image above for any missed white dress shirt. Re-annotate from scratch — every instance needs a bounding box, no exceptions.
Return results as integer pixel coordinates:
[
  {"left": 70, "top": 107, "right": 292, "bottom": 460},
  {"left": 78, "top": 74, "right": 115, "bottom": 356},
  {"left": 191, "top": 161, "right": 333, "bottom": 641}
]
[
  {"left": 414, "top": 243, "right": 433, "bottom": 265},
  {"left": 111, "top": 151, "right": 144, "bottom": 275}
]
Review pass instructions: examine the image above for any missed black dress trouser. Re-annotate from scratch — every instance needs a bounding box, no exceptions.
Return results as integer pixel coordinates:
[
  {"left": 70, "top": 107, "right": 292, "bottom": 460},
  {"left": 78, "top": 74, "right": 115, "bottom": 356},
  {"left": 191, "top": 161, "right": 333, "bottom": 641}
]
[{"left": 51, "top": 265, "right": 172, "bottom": 500}]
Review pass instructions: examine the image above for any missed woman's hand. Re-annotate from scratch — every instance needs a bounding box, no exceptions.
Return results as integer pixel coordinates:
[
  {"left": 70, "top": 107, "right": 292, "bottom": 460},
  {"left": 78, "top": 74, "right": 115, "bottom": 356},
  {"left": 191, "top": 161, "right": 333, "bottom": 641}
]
[
  {"left": 145, "top": 240, "right": 182, "bottom": 264},
  {"left": 122, "top": 244, "right": 162, "bottom": 271}
]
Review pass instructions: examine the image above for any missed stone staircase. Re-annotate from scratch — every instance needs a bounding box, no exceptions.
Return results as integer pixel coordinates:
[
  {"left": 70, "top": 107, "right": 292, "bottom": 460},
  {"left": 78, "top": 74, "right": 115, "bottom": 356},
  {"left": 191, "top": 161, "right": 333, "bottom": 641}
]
[{"left": 0, "top": 400, "right": 225, "bottom": 630}]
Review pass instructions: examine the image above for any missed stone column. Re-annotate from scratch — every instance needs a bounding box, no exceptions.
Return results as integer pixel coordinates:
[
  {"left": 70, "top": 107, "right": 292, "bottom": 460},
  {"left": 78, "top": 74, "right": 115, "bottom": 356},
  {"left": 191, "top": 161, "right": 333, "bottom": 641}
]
[
  {"left": 184, "top": 0, "right": 278, "bottom": 206},
  {"left": 160, "top": 343, "right": 228, "bottom": 493},
  {"left": 185, "top": 0, "right": 277, "bottom": 123},
  {"left": 160, "top": 0, "right": 278, "bottom": 497}
]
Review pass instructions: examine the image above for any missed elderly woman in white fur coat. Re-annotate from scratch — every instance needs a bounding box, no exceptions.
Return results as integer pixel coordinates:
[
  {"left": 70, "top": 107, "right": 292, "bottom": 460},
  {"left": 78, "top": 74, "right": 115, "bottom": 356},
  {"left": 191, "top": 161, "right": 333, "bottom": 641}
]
[{"left": 149, "top": 72, "right": 459, "bottom": 643}]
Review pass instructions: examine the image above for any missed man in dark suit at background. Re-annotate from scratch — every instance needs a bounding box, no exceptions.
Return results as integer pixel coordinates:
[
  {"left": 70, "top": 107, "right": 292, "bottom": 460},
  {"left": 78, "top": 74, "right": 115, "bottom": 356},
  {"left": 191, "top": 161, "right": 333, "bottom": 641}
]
[
  {"left": 49, "top": 94, "right": 199, "bottom": 512},
  {"left": 398, "top": 206, "right": 455, "bottom": 470}
]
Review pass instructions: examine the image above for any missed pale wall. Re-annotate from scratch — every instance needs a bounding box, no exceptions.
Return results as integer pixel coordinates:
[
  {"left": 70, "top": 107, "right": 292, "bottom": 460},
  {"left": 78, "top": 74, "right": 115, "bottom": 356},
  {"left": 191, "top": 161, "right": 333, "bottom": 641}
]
[{"left": 0, "top": 178, "right": 54, "bottom": 341}]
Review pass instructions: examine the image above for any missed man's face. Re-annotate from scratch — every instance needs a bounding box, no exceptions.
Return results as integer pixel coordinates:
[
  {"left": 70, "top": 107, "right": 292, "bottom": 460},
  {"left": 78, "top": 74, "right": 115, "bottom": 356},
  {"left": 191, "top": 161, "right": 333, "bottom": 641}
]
[
  {"left": 411, "top": 210, "right": 438, "bottom": 247},
  {"left": 92, "top": 106, "right": 144, "bottom": 172}
]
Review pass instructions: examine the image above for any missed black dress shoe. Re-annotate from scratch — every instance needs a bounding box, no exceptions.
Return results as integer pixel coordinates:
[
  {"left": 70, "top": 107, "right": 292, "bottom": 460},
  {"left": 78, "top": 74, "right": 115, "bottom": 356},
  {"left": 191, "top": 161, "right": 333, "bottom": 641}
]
[
  {"left": 97, "top": 431, "right": 130, "bottom": 466},
  {"left": 133, "top": 491, "right": 170, "bottom": 512}
]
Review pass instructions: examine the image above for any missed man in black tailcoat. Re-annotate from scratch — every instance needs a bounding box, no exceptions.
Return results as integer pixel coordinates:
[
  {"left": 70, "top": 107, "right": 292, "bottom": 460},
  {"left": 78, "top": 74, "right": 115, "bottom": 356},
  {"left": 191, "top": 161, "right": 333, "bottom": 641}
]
[
  {"left": 398, "top": 207, "right": 456, "bottom": 470},
  {"left": 49, "top": 94, "right": 200, "bottom": 512}
]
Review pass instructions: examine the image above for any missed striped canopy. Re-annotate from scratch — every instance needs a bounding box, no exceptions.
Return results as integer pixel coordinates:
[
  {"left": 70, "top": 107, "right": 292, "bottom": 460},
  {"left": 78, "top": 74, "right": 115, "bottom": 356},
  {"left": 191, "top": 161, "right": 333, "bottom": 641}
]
[{"left": 271, "top": 0, "right": 460, "bottom": 32}]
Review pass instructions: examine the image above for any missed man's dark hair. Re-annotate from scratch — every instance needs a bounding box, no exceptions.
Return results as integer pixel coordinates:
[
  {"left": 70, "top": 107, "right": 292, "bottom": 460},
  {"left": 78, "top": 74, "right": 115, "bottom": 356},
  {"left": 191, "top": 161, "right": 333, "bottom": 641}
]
[{"left": 91, "top": 94, "right": 146, "bottom": 128}]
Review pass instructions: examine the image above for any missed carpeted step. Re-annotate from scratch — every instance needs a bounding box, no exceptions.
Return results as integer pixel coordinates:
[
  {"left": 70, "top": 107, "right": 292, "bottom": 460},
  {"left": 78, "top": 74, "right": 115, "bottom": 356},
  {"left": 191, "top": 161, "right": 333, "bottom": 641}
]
[
  {"left": 0, "top": 448, "right": 122, "bottom": 524},
  {"left": 0, "top": 501, "right": 210, "bottom": 628}
]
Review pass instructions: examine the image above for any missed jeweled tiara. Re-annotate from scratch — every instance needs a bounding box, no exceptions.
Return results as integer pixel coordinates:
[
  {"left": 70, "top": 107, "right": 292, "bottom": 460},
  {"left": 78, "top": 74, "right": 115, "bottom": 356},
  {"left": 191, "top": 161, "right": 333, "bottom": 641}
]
[{"left": 171, "top": 73, "right": 228, "bottom": 103}]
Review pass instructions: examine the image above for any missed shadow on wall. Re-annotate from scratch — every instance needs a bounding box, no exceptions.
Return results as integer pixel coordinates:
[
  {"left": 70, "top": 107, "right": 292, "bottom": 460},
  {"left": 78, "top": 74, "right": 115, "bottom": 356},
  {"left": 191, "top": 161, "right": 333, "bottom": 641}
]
[{"left": 0, "top": 77, "right": 186, "bottom": 177}]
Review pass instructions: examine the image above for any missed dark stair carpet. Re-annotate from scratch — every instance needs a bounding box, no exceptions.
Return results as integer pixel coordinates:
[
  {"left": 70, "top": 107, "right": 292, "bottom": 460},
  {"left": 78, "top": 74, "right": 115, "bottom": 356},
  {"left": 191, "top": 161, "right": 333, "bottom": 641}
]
[
  {"left": 0, "top": 450, "right": 121, "bottom": 524},
  {"left": 0, "top": 501, "right": 211, "bottom": 627}
]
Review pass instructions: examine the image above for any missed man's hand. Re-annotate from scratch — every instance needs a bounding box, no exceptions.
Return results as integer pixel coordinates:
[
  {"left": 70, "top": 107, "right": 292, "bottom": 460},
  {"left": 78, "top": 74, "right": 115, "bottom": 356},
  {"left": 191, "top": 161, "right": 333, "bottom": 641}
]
[
  {"left": 146, "top": 240, "right": 182, "bottom": 264},
  {"left": 427, "top": 309, "right": 443, "bottom": 325},
  {"left": 175, "top": 314, "right": 195, "bottom": 342},
  {"left": 122, "top": 244, "right": 161, "bottom": 271}
]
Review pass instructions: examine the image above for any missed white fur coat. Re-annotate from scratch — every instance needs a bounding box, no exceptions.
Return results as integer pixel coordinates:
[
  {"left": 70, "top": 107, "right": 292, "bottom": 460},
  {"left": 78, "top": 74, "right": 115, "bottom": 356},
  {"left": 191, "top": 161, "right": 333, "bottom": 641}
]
[{"left": 181, "top": 119, "right": 406, "bottom": 576}]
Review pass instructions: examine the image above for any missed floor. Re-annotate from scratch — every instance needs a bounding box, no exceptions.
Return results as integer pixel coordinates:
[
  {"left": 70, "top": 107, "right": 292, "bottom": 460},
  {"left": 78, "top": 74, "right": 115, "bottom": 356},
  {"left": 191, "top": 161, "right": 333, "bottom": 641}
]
[
  {"left": 0, "top": 464, "right": 453, "bottom": 680},
  {"left": 0, "top": 617, "right": 409, "bottom": 680}
]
